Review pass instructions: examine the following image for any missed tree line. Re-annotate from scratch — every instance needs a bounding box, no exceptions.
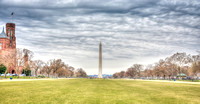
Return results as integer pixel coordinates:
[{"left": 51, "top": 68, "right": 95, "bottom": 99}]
[
  {"left": 113, "top": 52, "right": 200, "bottom": 79},
  {"left": 0, "top": 48, "right": 88, "bottom": 78}
]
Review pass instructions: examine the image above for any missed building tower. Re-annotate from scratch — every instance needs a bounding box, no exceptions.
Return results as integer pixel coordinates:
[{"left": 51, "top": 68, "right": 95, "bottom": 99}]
[
  {"left": 98, "top": 42, "right": 102, "bottom": 78},
  {"left": 0, "top": 23, "right": 16, "bottom": 74},
  {"left": 6, "top": 23, "right": 16, "bottom": 49}
]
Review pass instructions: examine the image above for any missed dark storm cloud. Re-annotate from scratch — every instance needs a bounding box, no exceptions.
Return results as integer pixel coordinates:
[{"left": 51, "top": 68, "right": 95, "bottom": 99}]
[{"left": 0, "top": 0, "right": 199, "bottom": 74}]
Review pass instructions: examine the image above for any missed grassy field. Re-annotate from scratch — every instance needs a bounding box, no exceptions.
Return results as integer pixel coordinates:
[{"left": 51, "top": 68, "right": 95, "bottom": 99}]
[{"left": 0, "top": 79, "right": 200, "bottom": 104}]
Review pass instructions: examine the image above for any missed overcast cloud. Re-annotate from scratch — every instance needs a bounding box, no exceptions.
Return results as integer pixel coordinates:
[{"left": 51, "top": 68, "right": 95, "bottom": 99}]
[{"left": 0, "top": 0, "right": 199, "bottom": 74}]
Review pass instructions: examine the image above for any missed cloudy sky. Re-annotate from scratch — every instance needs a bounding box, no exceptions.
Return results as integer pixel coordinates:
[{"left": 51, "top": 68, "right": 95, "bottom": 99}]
[{"left": 0, "top": 0, "right": 199, "bottom": 74}]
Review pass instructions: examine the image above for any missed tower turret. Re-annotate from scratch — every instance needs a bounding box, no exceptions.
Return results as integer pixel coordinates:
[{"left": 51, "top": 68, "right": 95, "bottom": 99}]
[{"left": 6, "top": 23, "right": 16, "bottom": 48}]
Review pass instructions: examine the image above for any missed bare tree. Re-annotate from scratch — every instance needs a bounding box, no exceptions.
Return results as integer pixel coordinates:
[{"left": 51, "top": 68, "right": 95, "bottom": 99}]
[
  {"left": 32, "top": 60, "right": 44, "bottom": 77},
  {"left": 165, "top": 61, "right": 178, "bottom": 79},
  {"left": 113, "top": 52, "right": 200, "bottom": 79},
  {"left": 15, "top": 48, "right": 25, "bottom": 78},
  {"left": 153, "top": 59, "right": 167, "bottom": 79},
  {"left": 42, "top": 60, "right": 53, "bottom": 78},
  {"left": 119, "top": 71, "right": 126, "bottom": 78},
  {"left": 57, "top": 67, "right": 67, "bottom": 77},
  {"left": 166, "top": 52, "right": 193, "bottom": 74},
  {"left": 113, "top": 72, "right": 119, "bottom": 78},
  {"left": 144, "top": 64, "right": 154, "bottom": 78},
  {"left": 190, "top": 61, "right": 200, "bottom": 77},
  {"left": 64, "top": 65, "right": 75, "bottom": 77},
  {"left": 191, "top": 54, "right": 200, "bottom": 62},
  {"left": 113, "top": 71, "right": 126, "bottom": 78},
  {"left": 51, "top": 59, "right": 65, "bottom": 77},
  {"left": 76, "top": 68, "right": 87, "bottom": 77},
  {"left": 133, "top": 64, "right": 143, "bottom": 78},
  {"left": 126, "top": 67, "right": 137, "bottom": 78}
]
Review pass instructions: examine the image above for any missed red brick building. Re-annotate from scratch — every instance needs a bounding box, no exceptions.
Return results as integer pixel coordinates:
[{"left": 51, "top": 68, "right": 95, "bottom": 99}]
[{"left": 0, "top": 23, "right": 17, "bottom": 74}]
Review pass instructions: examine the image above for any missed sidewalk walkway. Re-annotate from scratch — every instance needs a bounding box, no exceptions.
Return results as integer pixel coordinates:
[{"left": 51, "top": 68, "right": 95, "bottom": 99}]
[
  {"left": 138, "top": 79, "right": 200, "bottom": 85},
  {"left": 0, "top": 78, "right": 65, "bottom": 82}
]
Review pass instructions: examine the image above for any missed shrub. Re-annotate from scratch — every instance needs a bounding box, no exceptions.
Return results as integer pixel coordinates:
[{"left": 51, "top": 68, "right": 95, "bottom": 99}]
[
  {"left": 38, "top": 75, "right": 45, "bottom": 78},
  {"left": 0, "top": 64, "right": 6, "bottom": 74}
]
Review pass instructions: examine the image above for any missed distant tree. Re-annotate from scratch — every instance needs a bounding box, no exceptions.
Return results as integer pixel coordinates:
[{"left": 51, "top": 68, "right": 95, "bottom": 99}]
[
  {"left": 32, "top": 60, "right": 44, "bottom": 77},
  {"left": 56, "top": 64, "right": 73, "bottom": 77},
  {"left": 113, "top": 71, "right": 126, "bottom": 78},
  {"left": 166, "top": 52, "right": 193, "bottom": 74},
  {"left": 126, "top": 67, "right": 137, "bottom": 78},
  {"left": 113, "top": 72, "right": 119, "bottom": 78},
  {"left": 15, "top": 48, "right": 26, "bottom": 78},
  {"left": 64, "top": 65, "right": 75, "bottom": 77},
  {"left": 153, "top": 59, "right": 167, "bottom": 79},
  {"left": 191, "top": 55, "right": 200, "bottom": 62},
  {"left": 76, "top": 68, "right": 87, "bottom": 77},
  {"left": 164, "top": 61, "right": 178, "bottom": 79},
  {"left": 190, "top": 61, "right": 200, "bottom": 77},
  {"left": 114, "top": 52, "right": 200, "bottom": 79},
  {"left": 42, "top": 60, "right": 53, "bottom": 78},
  {"left": 143, "top": 64, "right": 154, "bottom": 78},
  {"left": 51, "top": 59, "right": 65, "bottom": 77},
  {"left": 56, "top": 67, "right": 66, "bottom": 77},
  {"left": 133, "top": 64, "right": 143, "bottom": 78},
  {"left": 119, "top": 71, "right": 126, "bottom": 78}
]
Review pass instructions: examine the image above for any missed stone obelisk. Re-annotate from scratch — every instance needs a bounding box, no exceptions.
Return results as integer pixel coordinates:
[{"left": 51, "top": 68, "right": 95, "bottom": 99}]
[{"left": 98, "top": 42, "right": 102, "bottom": 78}]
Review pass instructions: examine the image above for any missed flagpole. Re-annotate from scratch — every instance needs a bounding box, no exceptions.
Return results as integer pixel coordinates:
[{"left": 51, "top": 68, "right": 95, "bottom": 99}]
[{"left": 11, "top": 12, "right": 14, "bottom": 23}]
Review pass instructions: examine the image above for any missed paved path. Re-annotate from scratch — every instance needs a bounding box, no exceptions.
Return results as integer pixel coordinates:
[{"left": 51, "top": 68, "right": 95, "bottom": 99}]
[
  {"left": 135, "top": 79, "right": 200, "bottom": 85},
  {"left": 0, "top": 78, "right": 72, "bottom": 82}
]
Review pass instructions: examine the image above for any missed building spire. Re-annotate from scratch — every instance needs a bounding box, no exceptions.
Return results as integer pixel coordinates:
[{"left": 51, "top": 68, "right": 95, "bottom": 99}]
[
  {"left": 0, "top": 26, "right": 8, "bottom": 38},
  {"left": 2, "top": 26, "right": 4, "bottom": 32},
  {"left": 1, "top": 26, "right": 5, "bottom": 34}
]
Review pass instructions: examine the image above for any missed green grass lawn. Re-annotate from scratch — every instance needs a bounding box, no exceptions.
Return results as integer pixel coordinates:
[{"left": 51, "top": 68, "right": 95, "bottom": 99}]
[{"left": 0, "top": 79, "right": 200, "bottom": 104}]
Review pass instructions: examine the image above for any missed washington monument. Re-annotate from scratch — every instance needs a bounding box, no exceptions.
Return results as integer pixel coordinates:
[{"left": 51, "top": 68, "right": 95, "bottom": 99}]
[{"left": 98, "top": 42, "right": 102, "bottom": 78}]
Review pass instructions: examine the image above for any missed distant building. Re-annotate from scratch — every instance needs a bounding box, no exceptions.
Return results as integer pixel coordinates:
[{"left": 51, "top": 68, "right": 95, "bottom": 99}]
[{"left": 0, "top": 23, "right": 17, "bottom": 74}]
